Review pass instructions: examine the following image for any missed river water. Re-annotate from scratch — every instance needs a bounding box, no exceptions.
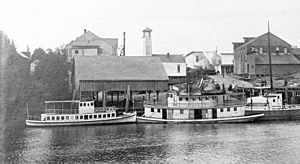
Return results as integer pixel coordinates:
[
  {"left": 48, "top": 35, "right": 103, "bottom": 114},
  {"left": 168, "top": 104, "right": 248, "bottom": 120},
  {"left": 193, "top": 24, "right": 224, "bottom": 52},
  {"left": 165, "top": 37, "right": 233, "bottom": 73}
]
[{"left": 3, "top": 120, "right": 300, "bottom": 164}]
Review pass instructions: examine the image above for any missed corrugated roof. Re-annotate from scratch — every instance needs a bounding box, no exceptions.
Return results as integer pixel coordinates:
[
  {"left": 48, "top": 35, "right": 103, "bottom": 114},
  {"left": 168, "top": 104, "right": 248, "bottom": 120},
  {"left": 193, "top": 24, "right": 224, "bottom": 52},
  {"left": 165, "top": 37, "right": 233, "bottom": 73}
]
[
  {"left": 152, "top": 54, "right": 185, "bottom": 63},
  {"left": 255, "top": 54, "right": 300, "bottom": 65},
  {"left": 74, "top": 56, "right": 169, "bottom": 81}
]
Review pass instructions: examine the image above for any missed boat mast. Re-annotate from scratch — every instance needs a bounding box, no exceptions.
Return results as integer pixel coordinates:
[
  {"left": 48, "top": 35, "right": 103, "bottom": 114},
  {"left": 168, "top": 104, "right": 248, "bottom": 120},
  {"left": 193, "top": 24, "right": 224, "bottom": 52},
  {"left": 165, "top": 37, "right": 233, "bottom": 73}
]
[{"left": 267, "top": 21, "right": 274, "bottom": 92}]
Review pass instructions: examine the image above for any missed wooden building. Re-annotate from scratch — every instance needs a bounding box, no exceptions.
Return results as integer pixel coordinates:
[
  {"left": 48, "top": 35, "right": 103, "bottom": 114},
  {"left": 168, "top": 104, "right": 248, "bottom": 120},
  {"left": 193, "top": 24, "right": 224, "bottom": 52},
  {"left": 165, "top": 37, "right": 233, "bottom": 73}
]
[{"left": 73, "top": 56, "right": 169, "bottom": 106}]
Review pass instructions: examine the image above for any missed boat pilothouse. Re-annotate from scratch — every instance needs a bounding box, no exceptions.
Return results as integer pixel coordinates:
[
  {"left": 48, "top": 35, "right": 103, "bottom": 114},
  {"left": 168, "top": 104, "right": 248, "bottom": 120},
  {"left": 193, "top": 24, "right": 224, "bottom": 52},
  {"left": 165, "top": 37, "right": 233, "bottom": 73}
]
[
  {"left": 26, "top": 100, "right": 136, "bottom": 127},
  {"left": 137, "top": 91, "right": 264, "bottom": 123}
]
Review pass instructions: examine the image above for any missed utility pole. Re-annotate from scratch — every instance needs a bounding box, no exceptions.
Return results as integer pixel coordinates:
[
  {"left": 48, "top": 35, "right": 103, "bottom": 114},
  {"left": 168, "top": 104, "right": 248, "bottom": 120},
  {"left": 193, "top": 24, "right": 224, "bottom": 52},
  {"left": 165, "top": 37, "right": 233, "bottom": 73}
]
[
  {"left": 123, "top": 32, "right": 125, "bottom": 56},
  {"left": 267, "top": 21, "right": 273, "bottom": 92}
]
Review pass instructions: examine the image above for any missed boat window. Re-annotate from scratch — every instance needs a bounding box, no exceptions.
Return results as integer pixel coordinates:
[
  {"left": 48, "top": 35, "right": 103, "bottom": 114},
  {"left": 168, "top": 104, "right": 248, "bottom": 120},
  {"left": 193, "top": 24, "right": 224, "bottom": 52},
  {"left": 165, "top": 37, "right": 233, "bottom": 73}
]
[
  {"left": 61, "top": 116, "right": 64, "bottom": 120},
  {"left": 205, "top": 97, "right": 209, "bottom": 100},
  {"left": 234, "top": 107, "right": 237, "bottom": 111},
  {"left": 227, "top": 108, "right": 230, "bottom": 112},
  {"left": 192, "top": 98, "right": 196, "bottom": 101},
  {"left": 220, "top": 108, "right": 224, "bottom": 112},
  {"left": 199, "top": 97, "right": 202, "bottom": 101},
  {"left": 107, "top": 114, "right": 110, "bottom": 118},
  {"left": 151, "top": 108, "right": 154, "bottom": 112},
  {"left": 80, "top": 103, "right": 82, "bottom": 107},
  {"left": 180, "top": 109, "right": 184, "bottom": 114},
  {"left": 169, "top": 94, "right": 173, "bottom": 98},
  {"left": 277, "top": 96, "right": 280, "bottom": 99},
  {"left": 179, "top": 97, "right": 182, "bottom": 101},
  {"left": 94, "top": 115, "right": 97, "bottom": 119},
  {"left": 91, "top": 102, "right": 94, "bottom": 106},
  {"left": 75, "top": 116, "right": 78, "bottom": 120},
  {"left": 56, "top": 116, "right": 60, "bottom": 120},
  {"left": 89, "top": 115, "right": 92, "bottom": 119},
  {"left": 112, "top": 113, "right": 115, "bottom": 117},
  {"left": 87, "top": 103, "right": 89, "bottom": 106},
  {"left": 98, "top": 114, "right": 102, "bottom": 118},
  {"left": 66, "top": 116, "right": 69, "bottom": 120},
  {"left": 84, "top": 103, "right": 86, "bottom": 107},
  {"left": 273, "top": 99, "right": 275, "bottom": 102},
  {"left": 103, "top": 114, "right": 106, "bottom": 118},
  {"left": 157, "top": 109, "right": 160, "bottom": 113},
  {"left": 52, "top": 116, "right": 55, "bottom": 120},
  {"left": 80, "top": 115, "right": 83, "bottom": 119},
  {"left": 84, "top": 115, "right": 88, "bottom": 120},
  {"left": 185, "top": 97, "right": 188, "bottom": 101}
]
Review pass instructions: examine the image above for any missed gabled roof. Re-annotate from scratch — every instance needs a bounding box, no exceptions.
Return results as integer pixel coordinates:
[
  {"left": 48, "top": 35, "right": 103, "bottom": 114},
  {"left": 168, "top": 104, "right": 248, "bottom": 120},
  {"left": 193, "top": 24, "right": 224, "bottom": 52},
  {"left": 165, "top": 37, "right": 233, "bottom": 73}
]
[
  {"left": 152, "top": 54, "right": 185, "bottom": 63},
  {"left": 74, "top": 56, "right": 169, "bottom": 81},
  {"left": 68, "top": 31, "right": 118, "bottom": 49},
  {"left": 184, "top": 51, "right": 221, "bottom": 63},
  {"left": 255, "top": 54, "right": 300, "bottom": 65},
  {"left": 236, "top": 32, "right": 291, "bottom": 50}
]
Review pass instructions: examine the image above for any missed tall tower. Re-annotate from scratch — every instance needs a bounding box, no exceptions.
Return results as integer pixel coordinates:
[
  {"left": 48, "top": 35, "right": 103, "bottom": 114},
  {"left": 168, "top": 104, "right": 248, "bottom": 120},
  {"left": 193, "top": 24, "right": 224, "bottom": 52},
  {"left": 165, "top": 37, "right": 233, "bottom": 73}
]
[{"left": 142, "top": 27, "right": 152, "bottom": 56}]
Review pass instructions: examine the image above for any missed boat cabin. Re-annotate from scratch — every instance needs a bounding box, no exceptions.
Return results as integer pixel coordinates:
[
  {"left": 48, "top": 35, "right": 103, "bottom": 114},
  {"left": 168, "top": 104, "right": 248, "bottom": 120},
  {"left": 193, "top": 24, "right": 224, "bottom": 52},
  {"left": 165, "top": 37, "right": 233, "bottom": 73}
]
[
  {"left": 40, "top": 100, "right": 116, "bottom": 122},
  {"left": 143, "top": 91, "right": 246, "bottom": 120},
  {"left": 247, "top": 93, "right": 283, "bottom": 108}
]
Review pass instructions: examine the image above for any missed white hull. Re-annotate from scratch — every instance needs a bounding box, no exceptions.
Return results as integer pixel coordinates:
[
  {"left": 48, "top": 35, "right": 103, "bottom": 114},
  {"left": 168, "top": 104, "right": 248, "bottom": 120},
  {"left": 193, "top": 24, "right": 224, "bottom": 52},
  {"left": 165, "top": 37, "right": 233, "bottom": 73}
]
[
  {"left": 26, "top": 113, "right": 136, "bottom": 127},
  {"left": 137, "top": 113, "right": 264, "bottom": 124}
]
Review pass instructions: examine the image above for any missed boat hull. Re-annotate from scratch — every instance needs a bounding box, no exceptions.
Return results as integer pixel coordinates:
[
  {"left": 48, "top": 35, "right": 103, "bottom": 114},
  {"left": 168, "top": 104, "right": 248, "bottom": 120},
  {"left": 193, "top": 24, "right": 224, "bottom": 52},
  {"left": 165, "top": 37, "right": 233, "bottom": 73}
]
[
  {"left": 245, "top": 109, "right": 300, "bottom": 121},
  {"left": 26, "top": 113, "right": 136, "bottom": 127},
  {"left": 137, "top": 114, "right": 264, "bottom": 124}
]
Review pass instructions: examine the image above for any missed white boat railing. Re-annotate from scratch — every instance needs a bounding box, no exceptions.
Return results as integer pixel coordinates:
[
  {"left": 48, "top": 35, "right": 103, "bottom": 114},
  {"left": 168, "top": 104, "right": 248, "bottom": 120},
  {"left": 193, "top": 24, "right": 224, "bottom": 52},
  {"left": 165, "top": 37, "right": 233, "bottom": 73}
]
[{"left": 144, "top": 100, "right": 246, "bottom": 108}]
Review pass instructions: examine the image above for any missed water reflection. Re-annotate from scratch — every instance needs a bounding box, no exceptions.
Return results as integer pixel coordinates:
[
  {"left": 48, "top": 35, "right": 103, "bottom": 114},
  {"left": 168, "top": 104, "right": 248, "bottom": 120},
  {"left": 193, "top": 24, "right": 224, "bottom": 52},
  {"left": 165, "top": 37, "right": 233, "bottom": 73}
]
[{"left": 4, "top": 122, "right": 300, "bottom": 163}]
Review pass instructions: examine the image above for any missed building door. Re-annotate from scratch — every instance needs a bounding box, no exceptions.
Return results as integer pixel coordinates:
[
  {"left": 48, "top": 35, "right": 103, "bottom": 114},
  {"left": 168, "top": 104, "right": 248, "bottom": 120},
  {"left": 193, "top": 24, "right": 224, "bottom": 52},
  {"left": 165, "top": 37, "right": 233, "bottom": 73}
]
[
  {"left": 194, "top": 109, "right": 202, "bottom": 119},
  {"left": 162, "top": 109, "right": 167, "bottom": 119},
  {"left": 212, "top": 108, "right": 217, "bottom": 119}
]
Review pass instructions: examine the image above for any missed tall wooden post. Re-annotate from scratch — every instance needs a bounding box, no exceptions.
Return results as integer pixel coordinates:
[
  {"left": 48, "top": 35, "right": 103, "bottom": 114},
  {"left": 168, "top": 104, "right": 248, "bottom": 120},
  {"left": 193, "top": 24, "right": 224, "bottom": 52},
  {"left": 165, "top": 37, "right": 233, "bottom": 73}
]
[
  {"left": 125, "top": 85, "right": 130, "bottom": 113},
  {"left": 102, "top": 91, "right": 106, "bottom": 107},
  {"left": 156, "top": 91, "right": 159, "bottom": 102},
  {"left": 111, "top": 91, "right": 113, "bottom": 103}
]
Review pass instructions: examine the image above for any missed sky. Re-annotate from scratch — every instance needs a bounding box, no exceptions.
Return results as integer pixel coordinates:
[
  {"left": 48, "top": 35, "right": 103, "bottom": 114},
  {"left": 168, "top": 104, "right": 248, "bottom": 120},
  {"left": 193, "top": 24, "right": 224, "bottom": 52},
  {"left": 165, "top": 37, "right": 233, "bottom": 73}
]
[{"left": 1, "top": 0, "right": 300, "bottom": 56}]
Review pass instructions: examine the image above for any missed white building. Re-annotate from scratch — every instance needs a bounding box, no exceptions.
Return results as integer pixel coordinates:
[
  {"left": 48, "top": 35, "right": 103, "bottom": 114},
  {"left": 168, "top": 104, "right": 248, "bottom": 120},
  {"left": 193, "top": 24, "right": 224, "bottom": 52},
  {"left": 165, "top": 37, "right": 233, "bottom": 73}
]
[
  {"left": 153, "top": 53, "right": 186, "bottom": 82},
  {"left": 215, "top": 53, "right": 234, "bottom": 75},
  {"left": 183, "top": 51, "right": 221, "bottom": 69},
  {"left": 65, "top": 29, "right": 118, "bottom": 61}
]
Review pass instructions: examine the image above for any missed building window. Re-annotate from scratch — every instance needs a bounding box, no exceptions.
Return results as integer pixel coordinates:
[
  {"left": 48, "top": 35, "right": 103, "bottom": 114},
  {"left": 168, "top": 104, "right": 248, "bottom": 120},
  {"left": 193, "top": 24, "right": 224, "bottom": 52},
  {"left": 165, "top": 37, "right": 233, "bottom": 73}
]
[
  {"left": 220, "top": 108, "right": 223, "bottom": 112},
  {"left": 74, "top": 50, "right": 79, "bottom": 54},
  {"left": 234, "top": 107, "right": 237, "bottom": 111},
  {"left": 259, "top": 47, "right": 263, "bottom": 54},
  {"left": 179, "top": 97, "right": 182, "bottom": 101},
  {"left": 97, "top": 48, "right": 102, "bottom": 54},
  {"left": 185, "top": 97, "right": 188, "bottom": 101},
  {"left": 227, "top": 108, "right": 230, "bottom": 112},
  {"left": 157, "top": 109, "right": 160, "bottom": 113},
  {"left": 177, "top": 65, "right": 181, "bottom": 73},
  {"left": 151, "top": 108, "right": 154, "bottom": 112},
  {"left": 284, "top": 48, "right": 288, "bottom": 54},
  {"left": 180, "top": 109, "right": 184, "bottom": 114},
  {"left": 196, "top": 56, "right": 199, "bottom": 62},
  {"left": 273, "top": 99, "right": 275, "bottom": 102},
  {"left": 84, "top": 115, "right": 88, "bottom": 120}
]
